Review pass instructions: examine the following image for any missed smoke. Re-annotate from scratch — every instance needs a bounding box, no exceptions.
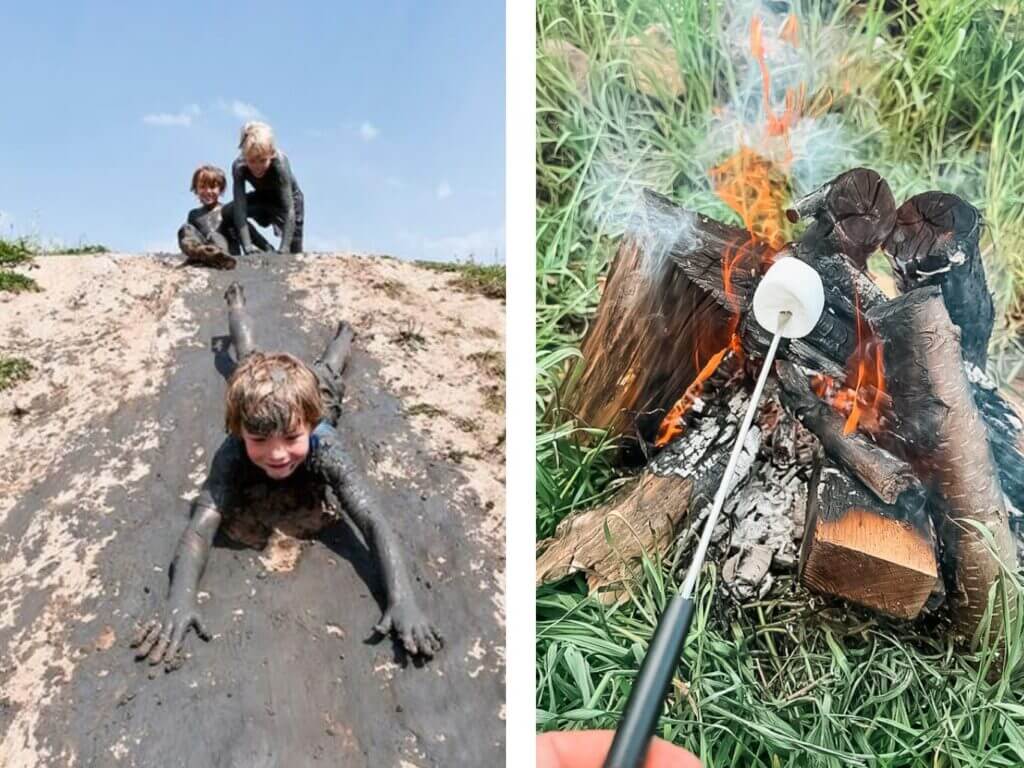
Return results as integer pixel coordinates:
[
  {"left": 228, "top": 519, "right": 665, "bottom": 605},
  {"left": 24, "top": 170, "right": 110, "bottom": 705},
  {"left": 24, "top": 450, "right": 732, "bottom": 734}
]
[
  {"left": 699, "top": 0, "right": 865, "bottom": 195},
  {"left": 569, "top": 0, "right": 879, "bottom": 283}
]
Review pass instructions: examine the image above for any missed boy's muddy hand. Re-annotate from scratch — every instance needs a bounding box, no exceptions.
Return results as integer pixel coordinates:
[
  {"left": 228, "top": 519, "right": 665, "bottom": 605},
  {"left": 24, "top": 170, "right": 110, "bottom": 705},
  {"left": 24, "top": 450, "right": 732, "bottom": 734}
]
[
  {"left": 375, "top": 601, "right": 444, "bottom": 659},
  {"left": 131, "top": 599, "right": 212, "bottom": 666}
]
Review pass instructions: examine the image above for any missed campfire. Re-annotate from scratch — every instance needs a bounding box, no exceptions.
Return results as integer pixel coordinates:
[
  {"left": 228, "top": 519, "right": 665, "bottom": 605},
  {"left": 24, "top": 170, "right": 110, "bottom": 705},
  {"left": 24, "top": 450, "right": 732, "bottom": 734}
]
[{"left": 538, "top": 166, "right": 1022, "bottom": 638}]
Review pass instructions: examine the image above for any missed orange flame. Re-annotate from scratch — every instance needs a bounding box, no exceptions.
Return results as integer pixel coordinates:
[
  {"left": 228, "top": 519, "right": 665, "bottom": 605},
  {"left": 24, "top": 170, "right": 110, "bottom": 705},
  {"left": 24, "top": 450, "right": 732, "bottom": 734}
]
[
  {"left": 710, "top": 149, "right": 790, "bottom": 250},
  {"left": 811, "top": 293, "right": 888, "bottom": 436},
  {"left": 655, "top": 13, "right": 818, "bottom": 448}
]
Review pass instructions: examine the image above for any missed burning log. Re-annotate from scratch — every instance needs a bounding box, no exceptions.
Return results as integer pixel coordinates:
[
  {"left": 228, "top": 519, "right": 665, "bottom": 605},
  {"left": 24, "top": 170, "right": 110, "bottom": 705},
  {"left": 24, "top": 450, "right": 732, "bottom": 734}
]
[
  {"left": 867, "top": 288, "right": 1016, "bottom": 635},
  {"left": 800, "top": 461, "right": 937, "bottom": 620},
  {"left": 556, "top": 237, "right": 730, "bottom": 446},
  {"left": 651, "top": 189, "right": 1024, "bottom": 517},
  {"left": 883, "top": 192, "right": 994, "bottom": 368},
  {"left": 537, "top": 388, "right": 756, "bottom": 594},
  {"left": 786, "top": 168, "right": 897, "bottom": 270},
  {"left": 776, "top": 360, "right": 917, "bottom": 505}
]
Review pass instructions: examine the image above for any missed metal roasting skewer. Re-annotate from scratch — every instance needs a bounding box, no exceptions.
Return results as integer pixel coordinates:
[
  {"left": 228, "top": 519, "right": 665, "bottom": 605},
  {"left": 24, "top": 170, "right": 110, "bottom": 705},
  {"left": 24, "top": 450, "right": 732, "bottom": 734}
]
[{"left": 602, "top": 256, "right": 825, "bottom": 768}]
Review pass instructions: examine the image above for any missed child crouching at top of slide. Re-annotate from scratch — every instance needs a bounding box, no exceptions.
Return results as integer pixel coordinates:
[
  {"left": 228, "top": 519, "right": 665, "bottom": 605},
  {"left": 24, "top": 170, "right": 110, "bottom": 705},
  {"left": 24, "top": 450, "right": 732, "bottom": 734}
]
[
  {"left": 222, "top": 121, "right": 305, "bottom": 255},
  {"left": 177, "top": 164, "right": 272, "bottom": 270}
]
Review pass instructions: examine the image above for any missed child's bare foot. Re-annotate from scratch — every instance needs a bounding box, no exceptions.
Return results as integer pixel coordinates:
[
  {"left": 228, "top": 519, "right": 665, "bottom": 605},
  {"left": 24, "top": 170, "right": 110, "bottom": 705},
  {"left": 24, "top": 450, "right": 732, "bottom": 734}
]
[{"left": 224, "top": 282, "right": 246, "bottom": 309}]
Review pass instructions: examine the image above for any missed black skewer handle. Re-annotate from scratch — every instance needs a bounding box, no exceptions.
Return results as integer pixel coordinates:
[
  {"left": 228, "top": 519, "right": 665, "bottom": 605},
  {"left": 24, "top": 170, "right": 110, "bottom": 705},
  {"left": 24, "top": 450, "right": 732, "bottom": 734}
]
[{"left": 602, "top": 594, "right": 696, "bottom": 768}]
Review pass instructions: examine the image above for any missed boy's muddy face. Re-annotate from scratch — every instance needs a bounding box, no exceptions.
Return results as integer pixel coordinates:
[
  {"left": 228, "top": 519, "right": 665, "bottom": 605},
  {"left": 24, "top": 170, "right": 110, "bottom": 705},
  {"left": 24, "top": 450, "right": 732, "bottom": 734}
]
[
  {"left": 241, "top": 424, "right": 312, "bottom": 480},
  {"left": 245, "top": 151, "right": 273, "bottom": 179},
  {"left": 197, "top": 182, "right": 222, "bottom": 207}
]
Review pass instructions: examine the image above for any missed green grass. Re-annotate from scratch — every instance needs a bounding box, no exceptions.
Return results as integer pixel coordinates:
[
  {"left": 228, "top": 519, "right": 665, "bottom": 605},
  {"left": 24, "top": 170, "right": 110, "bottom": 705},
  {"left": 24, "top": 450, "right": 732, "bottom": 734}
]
[
  {"left": 0, "top": 357, "right": 34, "bottom": 392},
  {"left": 415, "top": 259, "right": 507, "bottom": 299},
  {"left": 0, "top": 237, "right": 40, "bottom": 293},
  {"left": 45, "top": 243, "right": 109, "bottom": 255},
  {"left": 536, "top": 0, "right": 1024, "bottom": 763},
  {"left": 0, "top": 270, "right": 40, "bottom": 294}
]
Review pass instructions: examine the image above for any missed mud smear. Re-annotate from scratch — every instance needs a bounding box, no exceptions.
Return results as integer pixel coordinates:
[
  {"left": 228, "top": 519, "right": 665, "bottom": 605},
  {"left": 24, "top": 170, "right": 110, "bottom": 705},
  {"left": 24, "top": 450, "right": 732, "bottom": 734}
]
[{"left": 0, "top": 254, "right": 505, "bottom": 767}]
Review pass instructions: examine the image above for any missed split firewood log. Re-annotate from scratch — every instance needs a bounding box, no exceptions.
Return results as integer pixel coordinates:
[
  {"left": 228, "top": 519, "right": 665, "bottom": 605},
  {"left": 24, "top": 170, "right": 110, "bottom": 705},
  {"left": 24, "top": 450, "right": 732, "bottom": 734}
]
[{"left": 800, "top": 460, "right": 937, "bottom": 620}]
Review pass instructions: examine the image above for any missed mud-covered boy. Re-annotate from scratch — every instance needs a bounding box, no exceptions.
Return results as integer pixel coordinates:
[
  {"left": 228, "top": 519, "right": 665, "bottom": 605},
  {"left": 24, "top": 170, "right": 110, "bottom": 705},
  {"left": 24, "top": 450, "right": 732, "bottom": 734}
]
[
  {"left": 132, "top": 283, "right": 442, "bottom": 665},
  {"left": 178, "top": 165, "right": 272, "bottom": 269},
  {"left": 224, "top": 121, "right": 305, "bottom": 255}
]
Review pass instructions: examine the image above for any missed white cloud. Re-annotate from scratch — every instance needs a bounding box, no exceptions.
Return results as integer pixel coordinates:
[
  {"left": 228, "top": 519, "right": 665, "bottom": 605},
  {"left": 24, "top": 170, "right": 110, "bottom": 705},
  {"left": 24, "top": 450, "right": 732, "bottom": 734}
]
[
  {"left": 142, "top": 104, "right": 200, "bottom": 127},
  {"left": 400, "top": 227, "right": 505, "bottom": 263},
  {"left": 359, "top": 121, "right": 379, "bottom": 141},
  {"left": 384, "top": 176, "right": 407, "bottom": 189},
  {"left": 218, "top": 99, "right": 263, "bottom": 121},
  {"left": 436, "top": 181, "right": 453, "bottom": 200}
]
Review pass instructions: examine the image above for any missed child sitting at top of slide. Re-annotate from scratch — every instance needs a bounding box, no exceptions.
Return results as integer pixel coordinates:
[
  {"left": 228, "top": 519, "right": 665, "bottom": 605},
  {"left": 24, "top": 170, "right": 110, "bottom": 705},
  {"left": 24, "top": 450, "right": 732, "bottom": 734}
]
[
  {"left": 177, "top": 164, "right": 271, "bottom": 269},
  {"left": 223, "top": 121, "right": 305, "bottom": 255},
  {"left": 131, "top": 283, "right": 442, "bottom": 667}
]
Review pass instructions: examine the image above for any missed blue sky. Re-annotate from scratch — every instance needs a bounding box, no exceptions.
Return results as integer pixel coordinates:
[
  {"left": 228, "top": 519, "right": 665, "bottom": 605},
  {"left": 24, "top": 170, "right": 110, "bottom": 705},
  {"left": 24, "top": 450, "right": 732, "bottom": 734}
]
[{"left": 0, "top": 1, "right": 505, "bottom": 262}]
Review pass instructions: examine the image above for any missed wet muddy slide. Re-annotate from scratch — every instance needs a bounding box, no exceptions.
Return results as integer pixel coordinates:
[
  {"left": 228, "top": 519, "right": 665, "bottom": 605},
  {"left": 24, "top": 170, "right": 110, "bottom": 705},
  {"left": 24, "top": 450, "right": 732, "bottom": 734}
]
[{"left": 0, "top": 256, "right": 505, "bottom": 767}]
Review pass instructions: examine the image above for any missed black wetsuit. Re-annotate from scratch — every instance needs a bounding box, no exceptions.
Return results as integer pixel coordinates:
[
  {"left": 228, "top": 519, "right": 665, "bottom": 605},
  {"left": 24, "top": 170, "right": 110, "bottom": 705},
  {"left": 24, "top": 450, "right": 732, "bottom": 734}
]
[
  {"left": 224, "top": 152, "right": 304, "bottom": 254},
  {"left": 178, "top": 204, "right": 233, "bottom": 254}
]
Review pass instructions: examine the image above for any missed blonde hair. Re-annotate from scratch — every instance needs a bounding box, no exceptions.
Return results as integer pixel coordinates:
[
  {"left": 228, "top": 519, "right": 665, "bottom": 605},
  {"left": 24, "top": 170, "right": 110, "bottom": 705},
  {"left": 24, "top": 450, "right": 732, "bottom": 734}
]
[
  {"left": 190, "top": 164, "right": 226, "bottom": 194},
  {"left": 239, "top": 121, "right": 276, "bottom": 158},
  {"left": 225, "top": 352, "right": 322, "bottom": 436}
]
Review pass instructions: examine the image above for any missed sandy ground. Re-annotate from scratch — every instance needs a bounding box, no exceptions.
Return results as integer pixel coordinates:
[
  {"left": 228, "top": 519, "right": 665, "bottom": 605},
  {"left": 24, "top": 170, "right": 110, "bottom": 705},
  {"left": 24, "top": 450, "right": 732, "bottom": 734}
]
[
  {"left": 0, "top": 252, "right": 505, "bottom": 767},
  {"left": 287, "top": 255, "right": 506, "bottom": 552}
]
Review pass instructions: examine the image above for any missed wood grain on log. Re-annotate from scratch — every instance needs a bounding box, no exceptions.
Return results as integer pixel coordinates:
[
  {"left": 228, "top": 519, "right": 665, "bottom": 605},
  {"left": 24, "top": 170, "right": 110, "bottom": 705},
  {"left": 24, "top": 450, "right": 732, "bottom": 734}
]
[
  {"left": 800, "top": 462, "right": 937, "bottom": 620},
  {"left": 867, "top": 288, "right": 1016, "bottom": 636},
  {"left": 536, "top": 390, "right": 754, "bottom": 595},
  {"left": 557, "top": 236, "right": 730, "bottom": 445},
  {"left": 787, "top": 168, "right": 897, "bottom": 270}
]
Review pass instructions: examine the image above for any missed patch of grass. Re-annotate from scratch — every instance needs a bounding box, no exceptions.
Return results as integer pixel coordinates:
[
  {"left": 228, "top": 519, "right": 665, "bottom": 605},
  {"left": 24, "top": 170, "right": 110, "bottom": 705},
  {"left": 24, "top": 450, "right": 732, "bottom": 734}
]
[
  {"left": 45, "top": 243, "right": 109, "bottom": 255},
  {"left": 0, "top": 237, "right": 35, "bottom": 266},
  {"left": 480, "top": 383, "right": 505, "bottom": 414},
  {"left": 0, "top": 357, "right": 34, "bottom": 391},
  {"left": 0, "top": 271, "right": 40, "bottom": 294},
  {"left": 371, "top": 278, "right": 407, "bottom": 300},
  {"left": 415, "top": 259, "right": 506, "bottom": 299},
  {"left": 536, "top": 0, "right": 1024, "bottom": 761},
  {"left": 407, "top": 402, "right": 446, "bottom": 418},
  {"left": 391, "top": 321, "right": 427, "bottom": 351}
]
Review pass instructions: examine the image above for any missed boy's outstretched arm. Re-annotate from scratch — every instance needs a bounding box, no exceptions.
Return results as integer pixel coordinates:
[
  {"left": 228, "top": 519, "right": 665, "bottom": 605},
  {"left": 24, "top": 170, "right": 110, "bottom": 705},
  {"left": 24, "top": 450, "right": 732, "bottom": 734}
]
[
  {"left": 132, "top": 438, "right": 239, "bottom": 666},
  {"left": 314, "top": 436, "right": 443, "bottom": 658},
  {"left": 131, "top": 505, "right": 220, "bottom": 665},
  {"left": 275, "top": 154, "right": 297, "bottom": 253},
  {"left": 231, "top": 160, "right": 255, "bottom": 253}
]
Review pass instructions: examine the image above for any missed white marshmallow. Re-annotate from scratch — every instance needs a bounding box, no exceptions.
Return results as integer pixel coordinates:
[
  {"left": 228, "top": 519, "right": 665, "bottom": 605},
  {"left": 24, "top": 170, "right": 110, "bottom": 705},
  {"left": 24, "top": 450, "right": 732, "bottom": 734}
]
[{"left": 752, "top": 256, "right": 825, "bottom": 338}]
